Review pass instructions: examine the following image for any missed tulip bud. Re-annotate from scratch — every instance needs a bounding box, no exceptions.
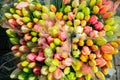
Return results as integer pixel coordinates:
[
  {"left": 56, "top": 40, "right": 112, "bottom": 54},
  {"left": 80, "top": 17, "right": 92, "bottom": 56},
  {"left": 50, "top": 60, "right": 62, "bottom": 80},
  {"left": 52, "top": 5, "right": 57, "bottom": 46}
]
[
  {"left": 27, "top": 53, "right": 37, "bottom": 62},
  {"left": 96, "top": 71, "right": 105, "bottom": 80}
]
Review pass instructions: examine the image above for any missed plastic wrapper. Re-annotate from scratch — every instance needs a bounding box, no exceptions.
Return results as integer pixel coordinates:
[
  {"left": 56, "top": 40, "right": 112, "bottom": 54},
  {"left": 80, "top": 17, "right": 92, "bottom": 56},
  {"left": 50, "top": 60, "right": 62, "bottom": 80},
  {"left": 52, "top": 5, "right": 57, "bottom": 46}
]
[{"left": 0, "top": 0, "right": 120, "bottom": 80}]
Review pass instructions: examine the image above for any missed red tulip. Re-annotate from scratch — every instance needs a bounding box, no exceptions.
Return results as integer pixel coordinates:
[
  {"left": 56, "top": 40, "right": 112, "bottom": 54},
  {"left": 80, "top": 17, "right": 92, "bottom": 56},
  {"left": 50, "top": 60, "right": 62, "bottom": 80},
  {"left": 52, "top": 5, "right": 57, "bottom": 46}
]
[
  {"left": 8, "top": 19, "right": 18, "bottom": 28},
  {"left": 27, "top": 53, "right": 37, "bottom": 62},
  {"left": 96, "top": 58, "right": 106, "bottom": 67},
  {"left": 81, "top": 46, "right": 91, "bottom": 55},
  {"left": 101, "top": 44, "right": 114, "bottom": 54},
  {"left": 53, "top": 68, "right": 63, "bottom": 79},
  {"left": 33, "top": 66, "right": 41, "bottom": 76},
  {"left": 11, "top": 45, "right": 20, "bottom": 52},
  {"left": 89, "top": 15, "right": 98, "bottom": 24},
  {"left": 94, "top": 22, "right": 104, "bottom": 31},
  {"left": 47, "top": 36, "right": 54, "bottom": 44}
]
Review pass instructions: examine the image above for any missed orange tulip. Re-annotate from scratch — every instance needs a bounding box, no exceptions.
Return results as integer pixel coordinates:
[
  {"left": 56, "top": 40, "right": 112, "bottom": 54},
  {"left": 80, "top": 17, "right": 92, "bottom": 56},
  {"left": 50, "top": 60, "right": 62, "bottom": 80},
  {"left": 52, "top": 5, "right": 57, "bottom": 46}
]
[
  {"left": 103, "top": 53, "right": 113, "bottom": 61},
  {"left": 101, "top": 44, "right": 114, "bottom": 54},
  {"left": 96, "top": 58, "right": 106, "bottom": 67}
]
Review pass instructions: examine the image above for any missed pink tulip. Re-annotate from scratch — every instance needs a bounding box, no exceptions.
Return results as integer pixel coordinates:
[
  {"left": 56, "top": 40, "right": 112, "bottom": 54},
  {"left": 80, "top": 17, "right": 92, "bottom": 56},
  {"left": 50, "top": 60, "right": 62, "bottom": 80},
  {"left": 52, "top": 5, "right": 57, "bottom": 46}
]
[
  {"left": 27, "top": 53, "right": 37, "bottom": 62},
  {"left": 33, "top": 66, "right": 41, "bottom": 76},
  {"left": 54, "top": 53, "right": 63, "bottom": 61},
  {"left": 95, "top": 50, "right": 103, "bottom": 58},
  {"left": 36, "top": 56, "right": 45, "bottom": 62},
  {"left": 53, "top": 68, "right": 63, "bottom": 79},
  {"left": 81, "top": 64, "right": 91, "bottom": 75},
  {"left": 16, "top": 2, "right": 29, "bottom": 10},
  {"left": 63, "top": 0, "right": 70, "bottom": 4},
  {"left": 101, "top": 44, "right": 114, "bottom": 54},
  {"left": 19, "top": 45, "right": 28, "bottom": 53},
  {"left": 94, "top": 22, "right": 104, "bottom": 31},
  {"left": 47, "top": 36, "right": 54, "bottom": 44},
  {"left": 89, "top": 15, "right": 98, "bottom": 24},
  {"left": 84, "top": 26, "right": 92, "bottom": 34},
  {"left": 36, "top": 51, "right": 45, "bottom": 62},
  {"left": 8, "top": 19, "right": 18, "bottom": 28},
  {"left": 81, "top": 46, "right": 91, "bottom": 55},
  {"left": 16, "top": 18, "right": 24, "bottom": 25},
  {"left": 58, "top": 31, "right": 67, "bottom": 41},
  {"left": 62, "top": 58, "right": 72, "bottom": 66},
  {"left": 68, "top": 12, "right": 74, "bottom": 21},
  {"left": 90, "top": 30, "right": 99, "bottom": 38},
  {"left": 38, "top": 37, "right": 47, "bottom": 46},
  {"left": 33, "top": 24, "right": 42, "bottom": 32},
  {"left": 96, "top": 58, "right": 106, "bottom": 67}
]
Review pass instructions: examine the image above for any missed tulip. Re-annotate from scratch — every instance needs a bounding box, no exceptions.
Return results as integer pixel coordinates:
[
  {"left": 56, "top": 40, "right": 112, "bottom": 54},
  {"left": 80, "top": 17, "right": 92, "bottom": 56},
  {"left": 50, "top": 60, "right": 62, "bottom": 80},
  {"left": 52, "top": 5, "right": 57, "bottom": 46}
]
[
  {"left": 8, "top": 19, "right": 18, "bottom": 28},
  {"left": 94, "top": 22, "right": 104, "bottom": 31},
  {"left": 19, "top": 45, "right": 28, "bottom": 53},
  {"left": 41, "top": 66, "right": 49, "bottom": 75},
  {"left": 54, "top": 38, "right": 62, "bottom": 46},
  {"left": 27, "top": 53, "right": 37, "bottom": 62},
  {"left": 53, "top": 68, "right": 63, "bottom": 80},
  {"left": 93, "top": 6, "right": 99, "bottom": 14},
  {"left": 64, "top": 6, "right": 71, "bottom": 13},
  {"left": 54, "top": 53, "right": 63, "bottom": 61},
  {"left": 11, "top": 45, "right": 20, "bottom": 52},
  {"left": 95, "top": 50, "right": 103, "bottom": 58},
  {"left": 5, "top": 13, "right": 13, "bottom": 19},
  {"left": 21, "top": 25, "right": 30, "bottom": 33},
  {"left": 81, "top": 64, "right": 91, "bottom": 75},
  {"left": 96, "top": 58, "right": 106, "bottom": 67},
  {"left": 33, "top": 24, "right": 42, "bottom": 32},
  {"left": 96, "top": 71, "right": 105, "bottom": 80},
  {"left": 62, "top": 58, "right": 72, "bottom": 66},
  {"left": 50, "top": 4, "right": 57, "bottom": 12},
  {"left": 33, "top": 66, "right": 41, "bottom": 76},
  {"left": 81, "top": 46, "right": 91, "bottom": 55},
  {"left": 100, "top": 5, "right": 108, "bottom": 14},
  {"left": 89, "top": 15, "right": 98, "bottom": 24},
  {"left": 101, "top": 44, "right": 114, "bottom": 54},
  {"left": 16, "top": 2, "right": 29, "bottom": 10},
  {"left": 16, "top": 18, "right": 24, "bottom": 26},
  {"left": 80, "top": 54, "right": 88, "bottom": 62},
  {"left": 89, "top": 0, "right": 97, "bottom": 7},
  {"left": 84, "top": 26, "right": 92, "bottom": 34},
  {"left": 36, "top": 56, "right": 45, "bottom": 62},
  {"left": 63, "top": 0, "right": 70, "bottom": 4},
  {"left": 95, "top": 37, "right": 107, "bottom": 46},
  {"left": 68, "top": 12, "right": 74, "bottom": 21}
]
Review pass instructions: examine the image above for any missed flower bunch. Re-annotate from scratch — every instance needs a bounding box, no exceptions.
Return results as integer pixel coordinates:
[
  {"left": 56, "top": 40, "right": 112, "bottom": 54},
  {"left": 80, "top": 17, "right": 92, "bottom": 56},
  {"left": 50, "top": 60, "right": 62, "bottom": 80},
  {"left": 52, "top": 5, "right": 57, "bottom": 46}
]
[{"left": 0, "top": 0, "right": 120, "bottom": 80}]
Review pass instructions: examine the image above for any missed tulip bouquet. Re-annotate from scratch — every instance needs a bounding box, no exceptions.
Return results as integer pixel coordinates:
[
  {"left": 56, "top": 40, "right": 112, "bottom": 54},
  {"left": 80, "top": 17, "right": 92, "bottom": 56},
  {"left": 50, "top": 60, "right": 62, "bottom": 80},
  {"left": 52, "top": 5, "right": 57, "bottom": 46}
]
[{"left": 0, "top": 0, "right": 120, "bottom": 80}]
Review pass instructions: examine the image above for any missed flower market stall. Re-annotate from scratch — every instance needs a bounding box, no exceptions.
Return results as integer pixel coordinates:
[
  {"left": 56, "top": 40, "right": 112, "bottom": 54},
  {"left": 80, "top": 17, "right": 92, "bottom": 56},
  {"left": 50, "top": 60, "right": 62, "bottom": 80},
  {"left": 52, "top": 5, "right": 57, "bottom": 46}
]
[{"left": 0, "top": 0, "right": 120, "bottom": 80}]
